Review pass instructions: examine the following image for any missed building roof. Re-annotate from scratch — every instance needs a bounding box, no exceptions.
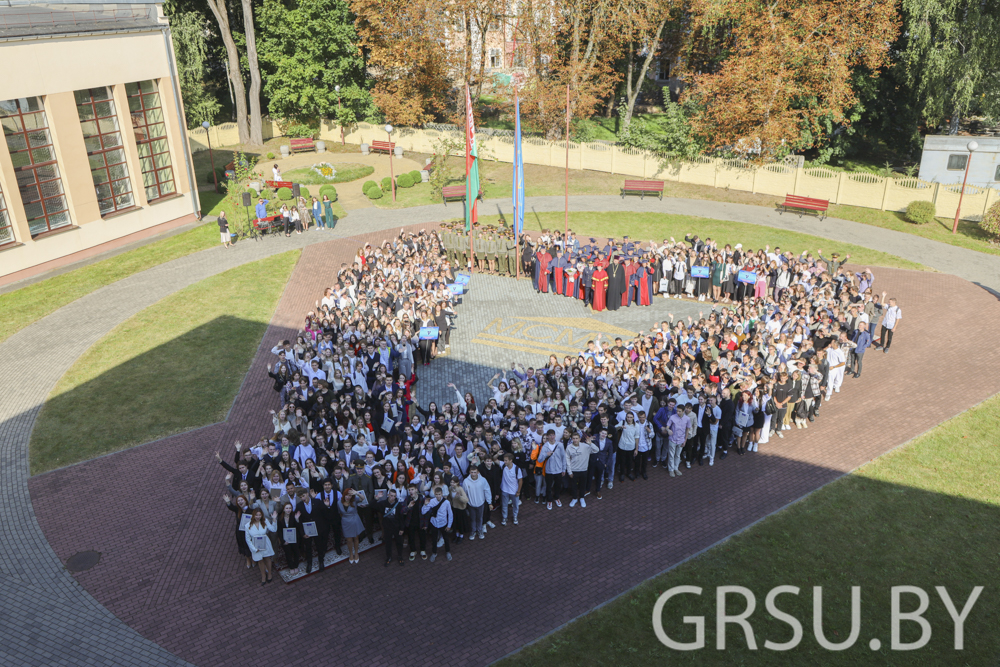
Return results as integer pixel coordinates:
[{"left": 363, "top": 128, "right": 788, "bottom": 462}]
[
  {"left": 0, "top": 2, "right": 162, "bottom": 40},
  {"left": 922, "top": 135, "right": 1000, "bottom": 152}
]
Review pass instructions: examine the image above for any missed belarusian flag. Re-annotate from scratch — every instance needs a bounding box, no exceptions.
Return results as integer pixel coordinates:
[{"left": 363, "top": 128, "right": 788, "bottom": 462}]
[{"left": 464, "top": 84, "right": 480, "bottom": 232}]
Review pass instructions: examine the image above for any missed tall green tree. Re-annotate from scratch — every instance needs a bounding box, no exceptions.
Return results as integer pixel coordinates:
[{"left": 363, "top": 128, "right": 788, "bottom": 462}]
[
  {"left": 900, "top": 0, "right": 1000, "bottom": 133},
  {"left": 257, "top": 0, "right": 374, "bottom": 124},
  {"left": 165, "top": 9, "right": 221, "bottom": 127}
]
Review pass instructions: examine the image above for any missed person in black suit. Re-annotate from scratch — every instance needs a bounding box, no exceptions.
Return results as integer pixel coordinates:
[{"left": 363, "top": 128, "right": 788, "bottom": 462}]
[
  {"left": 276, "top": 501, "right": 301, "bottom": 570},
  {"left": 296, "top": 490, "right": 327, "bottom": 573},
  {"left": 317, "top": 479, "right": 343, "bottom": 557},
  {"left": 377, "top": 489, "right": 406, "bottom": 566}
]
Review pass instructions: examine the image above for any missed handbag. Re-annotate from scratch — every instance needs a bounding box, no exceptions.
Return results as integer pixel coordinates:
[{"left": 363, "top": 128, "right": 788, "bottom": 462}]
[{"left": 764, "top": 398, "right": 777, "bottom": 415}]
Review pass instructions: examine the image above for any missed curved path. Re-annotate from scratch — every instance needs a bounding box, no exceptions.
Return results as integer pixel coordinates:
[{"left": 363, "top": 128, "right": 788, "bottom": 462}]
[{"left": 3, "top": 195, "right": 1000, "bottom": 666}]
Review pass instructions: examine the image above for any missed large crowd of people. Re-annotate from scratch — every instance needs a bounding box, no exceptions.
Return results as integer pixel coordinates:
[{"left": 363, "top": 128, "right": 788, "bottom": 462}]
[{"left": 219, "top": 224, "right": 903, "bottom": 583}]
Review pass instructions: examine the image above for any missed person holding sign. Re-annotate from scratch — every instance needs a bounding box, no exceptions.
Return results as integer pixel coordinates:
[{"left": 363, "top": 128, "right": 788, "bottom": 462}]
[
  {"left": 244, "top": 508, "right": 277, "bottom": 586},
  {"left": 296, "top": 490, "right": 326, "bottom": 574},
  {"left": 224, "top": 493, "right": 253, "bottom": 570},
  {"left": 277, "top": 502, "right": 301, "bottom": 571},
  {"left": 339, "top": 488, "right": 368, "bottom": 565}
]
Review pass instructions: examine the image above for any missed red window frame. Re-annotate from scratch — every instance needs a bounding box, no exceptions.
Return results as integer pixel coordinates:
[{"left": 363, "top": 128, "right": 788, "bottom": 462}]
[
  {"left": 75, "top": 87, "right": 134, "bottom": 216},
  {"left": 125, "top": 80, "right": 176, "bottom": 202},
  {"left": 0, "top": 96, "right": 72, "bottom": 236}
]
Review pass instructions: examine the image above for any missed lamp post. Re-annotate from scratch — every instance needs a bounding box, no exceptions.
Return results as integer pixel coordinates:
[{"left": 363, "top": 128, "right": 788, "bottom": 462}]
[
  {"left": 335, "top": 85, "right": 344, "bottom": 146},
  {"left": 385, "top": 124, "right": 396, "bottom": 202},
  {"left": 202, "top": 121, "right": 218, "bottom": 194},
  {"left": 952, "top": 140, "right": 978, "bottom": 234}
]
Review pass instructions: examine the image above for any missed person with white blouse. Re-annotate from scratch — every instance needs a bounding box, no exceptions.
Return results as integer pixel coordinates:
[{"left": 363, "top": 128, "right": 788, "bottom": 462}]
[{"left": 244, "top": 507, "right": 277, "bottom": 585}]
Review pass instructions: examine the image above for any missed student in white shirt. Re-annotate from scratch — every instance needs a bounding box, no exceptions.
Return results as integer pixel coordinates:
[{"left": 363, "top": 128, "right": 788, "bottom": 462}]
[
  {"left": 874, "top": 292, "right": 901, "bottom": 353},
  {"left": 499, "top": 452, "right": 523, "bottom": 525}
]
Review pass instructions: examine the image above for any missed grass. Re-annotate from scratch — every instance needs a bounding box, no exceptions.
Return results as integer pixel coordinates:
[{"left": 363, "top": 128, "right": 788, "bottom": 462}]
[
  {"left": 0, "top": 222, "right": 221, "bottom": 346},
  {"left": 827, "top": 204, "right": 1000, "bottom": 257},
  {"left": 517, "top": 212, "right": 927, "bottom": 271},
  {"left": 29, "top": 250, "right": 300, "bottom": 475},
  {"left": 284, "top": 163, "right": 375, "bottom": 185},
  {"left": 499, "top": 392, "right": 1000, "bottom": 667}
]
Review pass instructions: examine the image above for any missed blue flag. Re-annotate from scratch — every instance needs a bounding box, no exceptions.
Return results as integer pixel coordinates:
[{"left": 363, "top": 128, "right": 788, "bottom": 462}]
[{"left": 513, "top": 96, "right": 524, "bottom": 235}]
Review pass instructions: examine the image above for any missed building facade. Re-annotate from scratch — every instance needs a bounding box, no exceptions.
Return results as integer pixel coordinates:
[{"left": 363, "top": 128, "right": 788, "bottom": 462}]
[{"left": 0, "top": 0, "right": 199, "bottom": 286}]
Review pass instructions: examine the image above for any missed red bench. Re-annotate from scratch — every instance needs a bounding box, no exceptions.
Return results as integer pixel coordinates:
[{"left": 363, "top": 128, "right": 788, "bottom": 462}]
[
  {"left": 265, "top": 180, "right": 294, "bottom": 190},
  {"left": 371, "top": 140, "right": 396, "bottom": 155},
  {"left": 253, "top": 214, "right": 282, "bottom": 234},
  {"left": 442, "top": 185, "right": 484, "bottom": 205},
  {"left": 621, "top": 179, "right": 665, "bottom": 200},
  {"left": 290, "top": 138, "right": 315, "bottom": 153},
  {"left": 780, "top": 194, "right": 829, "bottom": 220}
]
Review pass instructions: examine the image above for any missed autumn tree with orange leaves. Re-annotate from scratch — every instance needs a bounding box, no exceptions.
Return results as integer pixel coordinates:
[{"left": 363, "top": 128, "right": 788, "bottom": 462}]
[{"left": 681, "top": 0, "right": 899, "bottom": 158}]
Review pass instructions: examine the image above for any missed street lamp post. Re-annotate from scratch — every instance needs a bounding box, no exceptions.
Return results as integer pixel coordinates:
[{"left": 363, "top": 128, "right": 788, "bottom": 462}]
[
  {"left": 335, "top": 85, "right": 344, "bottom": 146},
  {"left": 952, "top": 140, "right": 978, "bottom": 234},
  {"left": 385, "top": 124, "right": 396, "bottom": 202},
  {"left": 202, "top": 121, "right": 218, "bottom": 194}
]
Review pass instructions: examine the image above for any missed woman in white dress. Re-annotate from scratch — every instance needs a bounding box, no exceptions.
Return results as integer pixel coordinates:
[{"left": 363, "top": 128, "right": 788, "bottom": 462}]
[{"left": 245, "top": 507, "right": 277, "bottom": 585}]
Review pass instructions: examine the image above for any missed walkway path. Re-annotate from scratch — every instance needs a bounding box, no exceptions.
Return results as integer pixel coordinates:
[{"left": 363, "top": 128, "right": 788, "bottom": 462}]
[{"left": 1, "top": 194, "right": 999, "bottom": 665}]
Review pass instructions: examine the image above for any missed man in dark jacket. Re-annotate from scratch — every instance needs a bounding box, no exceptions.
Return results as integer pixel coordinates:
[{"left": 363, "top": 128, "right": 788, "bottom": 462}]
[
  {"left": 717, "top": 389, "right": 736, "bottom": 458},
  {"left": 378, "top": 489, "right": 406, "bottom": 566},
  {"left": 477, "top": 455, "right": 502, "bottom": 529}
]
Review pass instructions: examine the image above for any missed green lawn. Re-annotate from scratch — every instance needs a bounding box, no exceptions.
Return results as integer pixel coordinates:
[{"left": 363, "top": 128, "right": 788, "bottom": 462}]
[
  {"left": 0, "top": 222, "right": 220, "bottom": 346},
  {"left": 519, "top": 212, "right": 927, "bottom": 271},
  {"left": 29, "top": 250, "right": 300, "bottom": 475},
  {"left": 500, "top": 392, "right": 1000, "bottom": 666},
  {"left": 284, "top": 163, "right": 374, "bottom": 185},
  {"left": 828, "top": 204, "right": 1000, "bottom": 257}
]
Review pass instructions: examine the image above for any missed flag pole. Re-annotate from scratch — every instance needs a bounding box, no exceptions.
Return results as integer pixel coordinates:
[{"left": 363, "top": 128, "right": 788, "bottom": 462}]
[
  {"left": 565, "top": 83, "right": 570, "bottom": 240},
  {"left": 465, "top": 83, "right": 474, "bottom": 274},
  {"left": 514, "top": 91, "right": 520, "bottom": 280}
]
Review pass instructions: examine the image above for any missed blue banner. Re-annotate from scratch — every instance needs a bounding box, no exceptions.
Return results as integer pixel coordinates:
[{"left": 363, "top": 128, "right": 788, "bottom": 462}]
[
  {"left": 419, "top": 327, "right": 440, "bottom": 340},
  {"left": 513, "top": 96, "right": 524, "bottom": 236},
  {"left": 737, "top": 270, "right": 758, "bottom": 284},
  {"left": 691, "top": 265, "right": 710, "bottom": 279},
  {"left": 447, "top": 283, "right": 464, "bottom": 295}
]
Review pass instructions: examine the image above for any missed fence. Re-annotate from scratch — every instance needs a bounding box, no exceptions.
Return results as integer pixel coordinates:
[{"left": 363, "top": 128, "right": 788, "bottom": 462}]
[{"left": 188, "top": 120, "right": 999, "bottom": 221}]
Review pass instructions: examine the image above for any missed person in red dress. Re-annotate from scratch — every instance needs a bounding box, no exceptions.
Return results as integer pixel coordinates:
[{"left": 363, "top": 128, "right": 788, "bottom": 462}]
[
  {"left": 552, "top": 249, "right": 566, "bottom": 295},
  {"left": 637, "top": 260, "right": 652, "bottom": 306},
  {"left": 535, "top": 248, "right": 552, "bottom": 293},
  {"left": 591, "top": 265, "right": 609, "bottom": 312}
]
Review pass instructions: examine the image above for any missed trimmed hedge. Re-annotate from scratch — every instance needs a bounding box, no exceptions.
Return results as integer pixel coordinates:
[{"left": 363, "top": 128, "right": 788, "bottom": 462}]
[
  {"left": 299, "top": 186, "right": 311, "bottom": 200},
  {"left": 266, "top": 152, "right": 276, "bottom": 159},
  {"left": 245, "top": 187, "right": 259, "bottom": 199},
  {"left": 381, "top": 176, "right": 392, "bottom": 191},
  {"left": 363, "top": 180, "right": 378, "bottom": 194},
  {"left": 319, "top": 184, "right": 338, "bottom": 201},
  {"left": 366, "top": 185, "right": 384, "bottom": 200},
  {"left": 397, "top": 173, "right": 414, "bottom": 188},
  {"left": 905, "top": 200, "right": 937, "bottom": 225},
  {"left": 277, "top": 186, "right": 294, "bottom": 201},
  {"left": 408, "top": 170, "right": 422, "bottom": 183}
]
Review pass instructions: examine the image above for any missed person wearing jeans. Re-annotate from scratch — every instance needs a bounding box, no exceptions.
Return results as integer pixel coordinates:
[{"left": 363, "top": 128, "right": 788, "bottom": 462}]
[
  {"left": 500, "top": 453, "right": 523, "bottom": 525},
  {"left": 462, "top": 467, "right": 492, "bottom": 539},
  {"left": 874, "top": 292, "right": 901, "bottom": 353},
  {"left": 421, "top": 487, "right": 453, "bottom": 562},
  {"left": 666, "top": 409, "right": 690, "bottom": 477},
  {"left": 565, "top": 432, "right": 598, "bottom": 507},
  {"left": 538, "top": 430, "right": 566, "bottom": 510},
  {"left": 850, "top": 322, "right": 872, "bottom": 377}
]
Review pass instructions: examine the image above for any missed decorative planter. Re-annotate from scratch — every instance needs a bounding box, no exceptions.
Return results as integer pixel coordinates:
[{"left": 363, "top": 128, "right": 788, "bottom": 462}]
[
  {"left": 360, "top": 143, "right": 370, "bottom": 156},
  {"left": 315, "top": 140, "right": 326, "bottom": 154},
  {"left": 279, "top": 145, "right": 290, "bottom": 158},
  {"left": 425, "top": 157, "right": 432, "bottom": 166},
  {"left": 394, "top": 146, "right": 403, "bottom": 158},
  {"left": 420, "top": 170, "right": 430, "bottom": 183}
]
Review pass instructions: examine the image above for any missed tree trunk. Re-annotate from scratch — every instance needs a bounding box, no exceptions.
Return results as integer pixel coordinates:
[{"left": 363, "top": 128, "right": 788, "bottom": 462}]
[
  {"left": 241, "top": 0, "right": 264, "bottom": 145},
  {"left": 622, "top": 18, "right": 667, "bottom": 133},
  {"left": 206, "top": 0, "right": 249, "bottom": 143},
  {"left": 476, "top": 21, "right": 488, "bottom": 100}
]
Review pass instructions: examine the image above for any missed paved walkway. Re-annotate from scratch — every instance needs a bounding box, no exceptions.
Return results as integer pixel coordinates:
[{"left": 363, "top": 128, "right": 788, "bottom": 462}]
[{"left": 2, "top": 194, "right": 999, "bottom": 665}]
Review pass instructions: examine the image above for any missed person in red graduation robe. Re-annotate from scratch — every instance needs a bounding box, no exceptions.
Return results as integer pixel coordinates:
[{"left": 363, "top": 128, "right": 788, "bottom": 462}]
[
  {"left": 637, "top": 262, "right": 652, "bottom": 306},
  {"left": 590, "top": 267, "right": 609, "bottom": 312},
  {"left": 536, "top": 250, "right": 552, "bottom": 293},
  {"left": 623, "top": 258, "right": 639, "bottom": 307}
]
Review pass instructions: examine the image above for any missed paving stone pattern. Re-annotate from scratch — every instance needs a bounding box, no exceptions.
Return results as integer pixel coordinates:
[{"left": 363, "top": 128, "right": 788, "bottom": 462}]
[{"left": 28, "top": 228, "right": 1000, "bottom": 667}]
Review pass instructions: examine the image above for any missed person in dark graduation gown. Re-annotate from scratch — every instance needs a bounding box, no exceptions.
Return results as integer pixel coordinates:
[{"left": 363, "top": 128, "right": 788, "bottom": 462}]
[
  {"left": 651, "top": 257, "right": 664, "bottom": 300},
  {"left": 606, "top": 257, "right": 625, "bottom": 311},
  {"left": 580, "top": 259, "right": 594, "bottom": 302},
  {"left": 591, "top": 265, "right": 609, "bottom": 312}
]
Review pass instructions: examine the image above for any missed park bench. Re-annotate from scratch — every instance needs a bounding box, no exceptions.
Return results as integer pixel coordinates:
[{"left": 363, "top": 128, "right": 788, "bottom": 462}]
[
  {"left": 253, "top": 214, "right": 282, "bottom": 235},
  {"left": 780, "top": 194, "right": 829, "bottom": 220},
  {"left": 371, "top": 140, "right": 396, "bottom": 155},
  {"left": 290, "top": 138, "right": 315, "bottom": 153},
  {"left": 621, "top": 179, "right": 665, "bottom": 200},
  {"left": 442, "top": 185, "right": 484, "bottom": 205}
]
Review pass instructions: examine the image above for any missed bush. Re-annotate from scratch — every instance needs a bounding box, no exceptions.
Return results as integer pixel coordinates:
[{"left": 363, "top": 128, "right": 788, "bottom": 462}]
[
  {"left": 979, "top": 200, "right": 1000, "bottom": 241},
  {"left": 245, "top": 187, "right": 259, "bottom": 200},
  {"left": 905, "top": 200, "right": 937, "bottom": 225},
  {"left": 286, "top": 123, "right": 314, "bottom": 139},
  {"left": 381, "top": 176, "right": 392, "bottom": 191},
  {"left": 205, "top": 167, "right": 225, "bottom": 185},
  {"left": 266, "top": 152, "right": 276, "bottom": 159},
  {"left": 397, "top": 173, "right": 414, "bottom": 188},
  {"left": 319, "top": 184, "right": 338, "bottom": 201},
  {"left": 363, "top": 180, "right": 378, "bottom": 193},
  {"left": 277, "top": 186, "right": 293, "bottom": 201},
  {"left": 366, "top": 185, "right": 384, "bottom": 200},
  {"left": 408, "top": 170, "right": 422, "bottom": 183},
  {"left": 298, "top": 187, "right": 310, "bottom": 200}
]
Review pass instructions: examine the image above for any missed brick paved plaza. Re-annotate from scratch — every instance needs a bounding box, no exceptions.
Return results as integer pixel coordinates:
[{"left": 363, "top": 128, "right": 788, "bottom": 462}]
[{"left": 19, "top": 221, "right": 1000, "bottom": 667}]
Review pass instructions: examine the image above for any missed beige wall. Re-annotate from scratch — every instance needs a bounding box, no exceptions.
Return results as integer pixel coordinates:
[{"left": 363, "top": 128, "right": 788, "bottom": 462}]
[{"left": 0, "top": 29, "right": 198, "bottom": 281}]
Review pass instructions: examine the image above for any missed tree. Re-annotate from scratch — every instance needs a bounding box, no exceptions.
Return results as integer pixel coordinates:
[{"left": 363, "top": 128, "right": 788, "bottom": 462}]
[
  {"left": 899, "top": 0, "right": 1000, "bottom": 134},
  {"left": 205, "top": 0, "right": 251, "bottom": 143},
  {"left": 258, "top": 0, "right": 374, "bottom": 124},
  {"left": 681, "top": 0, "right": 899, "bottom": 159},
  {"left": 166, "top": 10, "right": 221, "bottom": 128},
  {"left": 241, "top": 0, "right": 265, "bottom": 144},
  {"left": 351, "top": 0, "right": 453, "bottom": 125}
]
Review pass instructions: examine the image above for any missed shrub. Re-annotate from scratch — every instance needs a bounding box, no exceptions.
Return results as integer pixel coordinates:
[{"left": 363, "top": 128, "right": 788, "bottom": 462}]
[
  {"left": 298, "top": 187, "right": 310, "bottom": 200},
  {"left": 905, "top": 200, "right": 937, "bottom": 225},
  {"left": 408, "top": 170, "right": 422, "bottom": 183},
  {"left": 319, "top": 184, "right": 338, "bottom": 201},
  {"left": 366, "top": 185, "right": 384, "bottom": 200},
  {"left": 979, "top": 200, "right": 1000, "bottom": 241},
  {"left": 205, "top": 167, "right": 225, "bottom": 185},
  {"left": 266, "top": 152, "right": 276, "bottom": 159},
  {"left": 363, "top": 180, "right": 378, "bottom": 194},
  {"left": 277, "top": 186, "right": 293, "bottom": 201},
  {"left": 381, "top": 176, "right": 392, "bottom": 191},
  {"left": 397, "top": 173, "right": 414, "bottom": 188},
  {"left": 286, "top": 123, "right": 314, "bottom": 139},
  {"left": 245, "top": 187, "right": 259, "bottom": 200}
]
